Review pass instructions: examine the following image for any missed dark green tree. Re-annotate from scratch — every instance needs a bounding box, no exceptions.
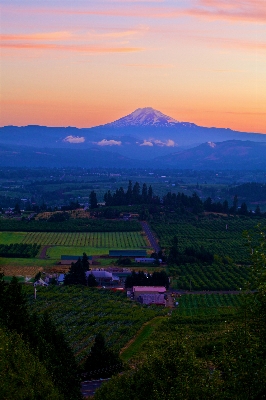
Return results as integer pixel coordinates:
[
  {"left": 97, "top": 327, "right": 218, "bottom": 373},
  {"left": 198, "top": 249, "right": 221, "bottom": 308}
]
[
  {"left": 141, "top": 183, "right": 148, "bottom": 203},
  {"left": 126, "top": 180, "right": 133, "bottom": 204},
  {"left": 14, "top": 203, "right": 21, "bottom": 214},
  {"left": 64, "top": 259, "right": 87, "bottom": 286},
  {"left": 81, "top": 252, "right": 90, "bottom": 271},
  {"left": 2, "top": 276, "right": 30, "bottom": 335},
  {"left": 168, "top": 235, "right": 180, "bottom": 264},
  {"left": 87, "top": 274, "right": 97, "bottom": 287},
  {"left": 89, "top": 190, "right": 98, "bottom": 209},
  {"left": 84, "top": 333, "right": 123, "bottom": 379}
]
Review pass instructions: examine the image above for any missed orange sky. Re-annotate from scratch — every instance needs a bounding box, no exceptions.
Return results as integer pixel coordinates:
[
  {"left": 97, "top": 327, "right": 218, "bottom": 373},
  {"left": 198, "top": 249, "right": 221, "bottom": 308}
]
[{"left": 0, "top": 1, "right": 265, "bottom": 133}]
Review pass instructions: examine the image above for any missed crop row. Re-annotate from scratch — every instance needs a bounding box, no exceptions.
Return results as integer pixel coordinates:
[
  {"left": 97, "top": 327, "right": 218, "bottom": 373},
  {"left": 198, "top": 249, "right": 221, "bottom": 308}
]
[
  {"left": 151, "top": 219, "right": 262, "bottom": 263},
  {"left": 21, "top": 231, "right": 148, "bottom": 248},
  {"left": 172, "top": 263, "right": 249, "bottom": 291},
  {"left": 24, "top": 285, "right": 167, "bottom": 363}
]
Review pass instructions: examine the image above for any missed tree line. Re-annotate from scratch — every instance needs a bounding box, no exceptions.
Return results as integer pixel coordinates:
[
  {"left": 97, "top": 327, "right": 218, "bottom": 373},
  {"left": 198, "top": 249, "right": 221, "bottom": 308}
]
[
  {"left": 0, "top": 275, "right": 82, "bottom": 399},
  {"left": 125, "top": 270, "right": 169, "bottom": 289},
  {"left": 168, "top": 236, "right": 214, "bottom": 266},
  {"left": 0, "top": 243, "right": 40, "bottom": 258}
]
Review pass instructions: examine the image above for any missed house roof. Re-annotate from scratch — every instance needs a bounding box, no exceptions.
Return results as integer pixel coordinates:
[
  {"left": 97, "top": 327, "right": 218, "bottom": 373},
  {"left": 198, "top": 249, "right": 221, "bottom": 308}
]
[{"left": 132, "top": 286, "right": 166, "bottom": 293}]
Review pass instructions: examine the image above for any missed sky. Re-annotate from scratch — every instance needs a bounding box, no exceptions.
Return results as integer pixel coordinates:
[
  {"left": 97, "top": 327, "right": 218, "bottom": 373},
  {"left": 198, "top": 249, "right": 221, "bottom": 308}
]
[{"left": 0, "top": 0, "right": 265, "bottom": 133}]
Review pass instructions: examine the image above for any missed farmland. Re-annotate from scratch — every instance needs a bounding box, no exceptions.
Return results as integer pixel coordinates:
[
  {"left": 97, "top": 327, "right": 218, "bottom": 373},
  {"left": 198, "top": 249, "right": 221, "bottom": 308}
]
[
  {"left": 24, "top": 285, "right": 167, "bottom": 363},
  {"left": 152, "top": 216, "right": 262, "bottom": 264},
  {"left": 170, "top": 263, "right": 249, "bottom": 291},
  {"left": 174, "top": 293, "right": 242, "bottom": 316},
  {"left": 20, "top": 231, "right": 148, "bottom": 248}
]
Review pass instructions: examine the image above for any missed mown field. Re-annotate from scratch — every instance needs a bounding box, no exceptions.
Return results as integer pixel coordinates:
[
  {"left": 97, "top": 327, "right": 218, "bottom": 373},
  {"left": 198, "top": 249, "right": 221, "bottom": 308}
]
[
  {"left": 24, "top": 285, "right": 167, "bottom": 363},
  {"left": 0, "top": 231, "right": 148, "bottom": 249},
  {"left": 152, "top": 216, "right": 262, "bottom": 264}
]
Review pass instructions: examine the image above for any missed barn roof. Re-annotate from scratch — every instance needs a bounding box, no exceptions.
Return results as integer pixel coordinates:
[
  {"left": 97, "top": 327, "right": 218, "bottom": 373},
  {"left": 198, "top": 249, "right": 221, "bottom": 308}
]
[
  {"left": 132, "top": 286, "right": 166, "bottom": 293},
  {"left": 109, "top": 250, "right": 146, "bottom": 257},
  {"left": 61, "top": 255, "right": 92, "bottom": 260}
]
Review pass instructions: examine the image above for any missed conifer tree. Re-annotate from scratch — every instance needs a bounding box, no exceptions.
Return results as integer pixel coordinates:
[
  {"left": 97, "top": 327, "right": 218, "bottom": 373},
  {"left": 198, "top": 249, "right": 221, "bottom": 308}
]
[{"left": 64, "top": 259, "right": 87, "bottom": 286}]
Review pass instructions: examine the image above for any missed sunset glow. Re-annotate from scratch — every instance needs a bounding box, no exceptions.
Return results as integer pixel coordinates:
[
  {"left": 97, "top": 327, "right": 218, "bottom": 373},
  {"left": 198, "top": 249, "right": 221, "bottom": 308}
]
[{"left": 1, "top": 0, "right": 265, "bottom": 133}]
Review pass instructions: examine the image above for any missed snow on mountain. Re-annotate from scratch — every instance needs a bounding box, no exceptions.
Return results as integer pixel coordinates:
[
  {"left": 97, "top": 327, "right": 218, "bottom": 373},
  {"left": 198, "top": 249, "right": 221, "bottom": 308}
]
[{"left": 107, "top": 107, "right": 182, "bottom": 127}]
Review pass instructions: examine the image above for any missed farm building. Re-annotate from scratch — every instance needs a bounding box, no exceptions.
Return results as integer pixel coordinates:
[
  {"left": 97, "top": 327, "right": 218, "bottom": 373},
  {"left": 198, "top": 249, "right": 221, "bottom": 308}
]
[
  {"left": 57, "top": 274, "right": 65, "bottom": 284},
  {"left": 109, "top": 250, "right": 147, "bottom": 257},
  {"left": 86, "top": 270, "right": 119, "bottom": 285},
  {"left": 105, "top": 267, "right": 131, "bottom": 283},
  {"left": 120, "top": 213, "right": 139, "bottom": 220},
  {"left": 135, "top": 258, "right": 161, "bottom": 264},
  {"left": 131, "top": 286, "right": 166, "bottom": 306},
  {"left": 60, "top": 255, "right": 92, "bottom": 265},
  {"left": 34, "top": 278, "right": 48, "bottom": 287}
]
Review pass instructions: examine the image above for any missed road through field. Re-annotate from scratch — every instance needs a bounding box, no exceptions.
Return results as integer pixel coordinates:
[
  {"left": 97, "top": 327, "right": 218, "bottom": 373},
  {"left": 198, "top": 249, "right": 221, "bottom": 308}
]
[
  {"left": 39, "top": 245, "right": 52, "bottom": 259},
  {"left": 141, "top": 221, "right": 160, "bottom": 253},
  {"left": 120, "top": 316, "right": 165, "bottom": 362}
]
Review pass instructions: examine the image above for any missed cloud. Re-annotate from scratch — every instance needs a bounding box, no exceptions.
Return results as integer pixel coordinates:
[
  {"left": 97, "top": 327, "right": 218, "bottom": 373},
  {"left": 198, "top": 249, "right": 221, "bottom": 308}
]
[
  {"left": 97, "top": 139, "right": 121, "bottom": 146},
  {"left": 124, "top": 63, "right": 174, "bottom": 68},
  {"left": 139, "top": 139, "right": 176, "bottom": 147},
  {"left": 0, "top": 32, "right": 72, "bottom": 41},
  {"left": 3, "top": 1, "right": 265, "bottom": 23},
  {"left": 140, "top": 140, "right": 153, "bottom": 146},
  {"left": 154, "top": 139, "right": 176, "bottom": 147},
  {"left": 63, "top": 135, "right": 85, "bottom": 143},
  {"left": 0, "top": 42, "right": 144, "bottom": 53},
  {"left": 184, "top": 0, "right": 266, "bottom": 24}
]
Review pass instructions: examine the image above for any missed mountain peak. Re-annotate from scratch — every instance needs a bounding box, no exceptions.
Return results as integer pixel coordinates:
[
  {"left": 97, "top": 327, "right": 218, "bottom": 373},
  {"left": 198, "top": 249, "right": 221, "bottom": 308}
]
[{"left": 107, "top": 107, "right": 180, "bottom": 128}]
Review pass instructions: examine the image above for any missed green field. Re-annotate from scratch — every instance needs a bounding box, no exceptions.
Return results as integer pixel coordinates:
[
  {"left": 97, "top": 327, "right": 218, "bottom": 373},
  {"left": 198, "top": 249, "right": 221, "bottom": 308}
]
[
  {"left": 152, "top": 217, "right": 261, "bottom": 264},
  {"left": 0, "top": 230, "right": 151, "bottom": 273},
  {"left": 0, "top": 231, "right": 27, "bottom": 244},
  {"left": 170, "top": 263, "right": 249, "bottom": 291},
  {"left": 47, "top": 246, "right": 111, "bottom": 258},
  {"left": 19, "top": 231, "right": 148, "bottom": 248},
  {"left": 25, "top": 285, "right": 167, "bottom": 363}
]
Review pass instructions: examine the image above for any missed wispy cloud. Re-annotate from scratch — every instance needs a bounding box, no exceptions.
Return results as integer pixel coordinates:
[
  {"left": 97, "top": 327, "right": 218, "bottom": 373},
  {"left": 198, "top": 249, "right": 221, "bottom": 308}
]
[
  {"left": 0, "top": 28, "right": 145, "bottom": 54},
  {"left": 0, "top": 32, "right": 72, "bottom": 41},
  {"left": 140, "top": 140, "right": 153, "bottom": 146},
  {"left": 97, "top": 139, "right": 122, "bottom": 146},
  {"left": 154, "top": 139, "right": 176, "bottom": 147},
  {"left": 124, "top": 63, "right": 173, "bottom": 68},
  {"left": 0, "top": 42, "right": 143, "bottom": 53},
  {"left": 184, "top": 0, "right": 266, "bottom": 23},
  {"left": 63, "top": 136, "right": 85, "bottom": 143},
  {"left": 2, "top": 1, "right": 265, "bottom": 23}
]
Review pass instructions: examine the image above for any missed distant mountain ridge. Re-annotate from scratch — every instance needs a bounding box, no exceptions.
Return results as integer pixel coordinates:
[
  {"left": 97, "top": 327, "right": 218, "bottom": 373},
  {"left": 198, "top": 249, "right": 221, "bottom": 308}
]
[{"left": 1, "top": 107, "right": 266, "bottom": 168}]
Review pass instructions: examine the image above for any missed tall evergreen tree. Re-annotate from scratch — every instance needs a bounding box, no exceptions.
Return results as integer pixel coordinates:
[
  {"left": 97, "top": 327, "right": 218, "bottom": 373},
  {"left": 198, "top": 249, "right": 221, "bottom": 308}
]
[
  {"left": 89, "top": 190, "right": 98, "bottom": 209},
  {"left": 64, "top": 259, "right": 87, "bottom": 286},
  {"left": 141, "top": 183, "right": 148, "bottom": 203},
  {"left": 84, "top": 333, "right": 123, "bottom": 379}
]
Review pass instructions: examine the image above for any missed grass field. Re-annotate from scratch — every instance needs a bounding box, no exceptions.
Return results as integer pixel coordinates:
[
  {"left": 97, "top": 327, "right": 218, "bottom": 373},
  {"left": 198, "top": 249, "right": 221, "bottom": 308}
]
[
  {"left": 0, "top": 231, "right": 26, "bottom": 244},
  {"left": 16, "top": 231, "right": 149, "bottom": 248},
  {"left": 46, "top": 245, "right": 111, "bottom": 258},
  {"left": 120, "top": 317, "right": 165, "bottom": 362}
]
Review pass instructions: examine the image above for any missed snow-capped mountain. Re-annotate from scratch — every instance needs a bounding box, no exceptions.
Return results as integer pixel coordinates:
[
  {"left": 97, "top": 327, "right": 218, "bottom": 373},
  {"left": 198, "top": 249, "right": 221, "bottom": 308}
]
[
  {"left": 106, "top": 107, "right": 185, "bottom": 127},
  {"left": 1, "top": 107, "right": 266, "bottom": 167}
]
